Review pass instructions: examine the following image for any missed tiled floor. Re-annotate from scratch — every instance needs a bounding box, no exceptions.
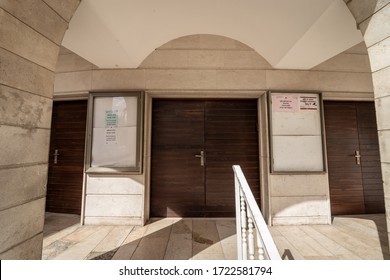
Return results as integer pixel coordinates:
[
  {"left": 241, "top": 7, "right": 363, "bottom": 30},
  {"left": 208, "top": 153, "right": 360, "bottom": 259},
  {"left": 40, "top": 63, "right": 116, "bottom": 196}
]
[
  {"left": 271, "top": 214, "right": 390, "bottom": 260},
  {"left": 42, "top": 212, "right": 390, "bottom": 260},
  {"left": 42, "top": 213, "right": 236, "bottom": 260}
]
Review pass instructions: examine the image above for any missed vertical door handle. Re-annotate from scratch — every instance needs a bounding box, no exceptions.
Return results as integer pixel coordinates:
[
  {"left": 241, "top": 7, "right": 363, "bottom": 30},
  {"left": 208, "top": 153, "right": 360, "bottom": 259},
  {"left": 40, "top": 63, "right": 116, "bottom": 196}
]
[
  {"left": 355, "top": 150, "right": 361, "bottom": 165},
  {"left": 54, "top": 149, "right": 60, "bottom": 164},
  {"left": 195, "top": 150, "right": 205, "bottom": 166}
]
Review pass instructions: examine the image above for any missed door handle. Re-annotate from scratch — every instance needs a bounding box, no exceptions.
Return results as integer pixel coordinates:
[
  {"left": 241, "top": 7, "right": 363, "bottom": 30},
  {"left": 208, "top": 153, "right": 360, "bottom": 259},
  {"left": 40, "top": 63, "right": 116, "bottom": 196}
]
[
  {"left": 354, "top": 150, "right": 361, "bottom": 165},
  {"left": 54, "top": 149, "right": 60, "bottom": 164},
  {"left": 195, "top": 150, "right": 205, "bottom": 166}
]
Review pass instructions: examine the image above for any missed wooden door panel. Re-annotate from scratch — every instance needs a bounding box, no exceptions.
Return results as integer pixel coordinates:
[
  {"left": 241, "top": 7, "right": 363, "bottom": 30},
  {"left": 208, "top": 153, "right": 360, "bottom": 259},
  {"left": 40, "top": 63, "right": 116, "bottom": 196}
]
[
  {"left": 46, "top": 101, "right": 87, "bottom": 215},
  {"left": 151, "top": 99, "right": 260, "bottom": 217},
  {"left": 325, "top": 101, "right": 384, "bottom": 215},
  {"left": 324, "top": 102, "right": 365, "bottom": 215},
  {"left": 204, "top": 100, "right": 260, "bottom": 216},
  {"left": 151, "top": 100, "right": 205, "bottom": 217}
]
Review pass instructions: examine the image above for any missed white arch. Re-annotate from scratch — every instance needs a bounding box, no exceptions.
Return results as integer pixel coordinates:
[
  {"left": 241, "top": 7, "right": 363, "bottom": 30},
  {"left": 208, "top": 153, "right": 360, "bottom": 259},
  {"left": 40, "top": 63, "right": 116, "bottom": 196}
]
[{"left": 62, "top": 0, "right": 362, "bottom": 69}]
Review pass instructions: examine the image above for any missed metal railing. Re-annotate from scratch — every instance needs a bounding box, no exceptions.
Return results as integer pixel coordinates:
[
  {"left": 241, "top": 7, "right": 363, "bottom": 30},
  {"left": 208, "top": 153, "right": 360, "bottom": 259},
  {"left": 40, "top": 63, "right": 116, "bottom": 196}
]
[{"left": 233, "top": 165, "right": 281, "bottom": 260}]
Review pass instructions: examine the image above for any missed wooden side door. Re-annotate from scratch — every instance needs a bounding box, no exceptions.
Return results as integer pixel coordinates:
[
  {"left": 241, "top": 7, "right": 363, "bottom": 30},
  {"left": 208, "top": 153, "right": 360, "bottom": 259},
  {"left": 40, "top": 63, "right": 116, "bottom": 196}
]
[
  {"left": 46, "top": 100, "right": 88, "bottom": 215},
  {"left": 151, "top": 99, "right": 260, "bottom": 217},
  {"left": 151, "top": 100, "right": 205, "bottom": 217},
  {"left": 324, "top": 101, "right": 384, "bottom": 215}
]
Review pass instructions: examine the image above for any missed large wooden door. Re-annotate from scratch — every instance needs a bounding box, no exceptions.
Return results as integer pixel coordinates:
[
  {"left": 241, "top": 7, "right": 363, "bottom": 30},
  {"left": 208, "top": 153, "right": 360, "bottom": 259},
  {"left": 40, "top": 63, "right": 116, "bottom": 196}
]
[
  {"left": 324, "top": 101, "right": 384, "bottom": 215},
  {"left": 151, "top": 99, "right": 260, "bottom": 217},
  {"left": 46, "top": 100, "right": 88, "bottom": 215}
]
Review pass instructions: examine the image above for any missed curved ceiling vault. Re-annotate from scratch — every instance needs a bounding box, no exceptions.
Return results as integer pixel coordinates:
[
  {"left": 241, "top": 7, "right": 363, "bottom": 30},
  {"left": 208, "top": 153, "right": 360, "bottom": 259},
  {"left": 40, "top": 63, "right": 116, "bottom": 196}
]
[{"left": 62, "top": 0, "right": 363, "bottom": 70}]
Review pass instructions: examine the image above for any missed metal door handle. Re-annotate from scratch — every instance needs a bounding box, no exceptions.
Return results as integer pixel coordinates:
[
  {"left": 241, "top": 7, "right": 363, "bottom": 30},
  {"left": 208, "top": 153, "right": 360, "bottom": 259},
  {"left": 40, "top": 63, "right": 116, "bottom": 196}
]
[
  {"left": 355, "top": 150, "right": 361, "bottom": 165},
  {"left": 195, "top": 150, "right": 205, "bottom": 166},
  {"left": 54, "top": 149, "right": 60, "bottom": 164}
]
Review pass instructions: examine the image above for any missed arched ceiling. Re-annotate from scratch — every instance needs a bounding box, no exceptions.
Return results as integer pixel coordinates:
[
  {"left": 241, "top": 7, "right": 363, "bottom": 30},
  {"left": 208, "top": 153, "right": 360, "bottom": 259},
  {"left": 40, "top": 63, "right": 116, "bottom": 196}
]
[{"left": 62, "top": 0, "right": 363, "bottom": 69}]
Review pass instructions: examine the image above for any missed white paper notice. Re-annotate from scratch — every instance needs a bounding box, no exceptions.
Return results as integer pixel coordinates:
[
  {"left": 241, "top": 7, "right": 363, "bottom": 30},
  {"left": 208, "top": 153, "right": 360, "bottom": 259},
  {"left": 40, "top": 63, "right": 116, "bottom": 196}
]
[{"left": 272, "top": 94, "right": 299, "bottom": 112}]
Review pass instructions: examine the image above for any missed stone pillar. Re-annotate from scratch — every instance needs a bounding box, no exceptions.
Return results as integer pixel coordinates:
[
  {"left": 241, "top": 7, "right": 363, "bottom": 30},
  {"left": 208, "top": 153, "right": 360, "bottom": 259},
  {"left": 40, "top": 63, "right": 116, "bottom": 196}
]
[
  {"left": 346, "top": 0, "right": 390, "bottom": 247},
  {"left": 0, "top": 0, "right": 81, "bottom": 259}
]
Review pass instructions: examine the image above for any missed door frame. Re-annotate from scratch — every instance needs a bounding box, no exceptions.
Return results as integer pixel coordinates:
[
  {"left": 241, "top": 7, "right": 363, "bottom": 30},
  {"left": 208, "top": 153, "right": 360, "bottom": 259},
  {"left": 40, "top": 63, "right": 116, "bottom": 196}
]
[{"left": 143, "top": 90, "right": 269, "bottom": 223}]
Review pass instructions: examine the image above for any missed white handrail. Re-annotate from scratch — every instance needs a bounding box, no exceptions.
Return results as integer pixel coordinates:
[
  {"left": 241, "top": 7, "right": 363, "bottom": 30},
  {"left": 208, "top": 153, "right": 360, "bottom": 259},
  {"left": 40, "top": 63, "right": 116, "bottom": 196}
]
[{"left": 233, "top": 165, "right": 281, "bottom": 260}]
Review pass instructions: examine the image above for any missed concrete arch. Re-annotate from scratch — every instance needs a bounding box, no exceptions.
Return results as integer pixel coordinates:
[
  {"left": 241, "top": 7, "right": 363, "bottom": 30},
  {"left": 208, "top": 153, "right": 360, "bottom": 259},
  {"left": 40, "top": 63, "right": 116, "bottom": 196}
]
[{"left": 0, "top": 0, "right": 389, "bottom": 259}]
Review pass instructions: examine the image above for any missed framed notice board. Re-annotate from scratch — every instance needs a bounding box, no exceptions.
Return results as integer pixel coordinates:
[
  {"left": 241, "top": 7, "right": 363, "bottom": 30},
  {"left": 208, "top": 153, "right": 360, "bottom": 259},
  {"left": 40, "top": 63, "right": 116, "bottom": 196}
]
[
  {"left": 268, "top": 91, "right": 325, "bottom": 173},
  {"left": 86, "top": 91, "right": 144, "bottom": 173}
]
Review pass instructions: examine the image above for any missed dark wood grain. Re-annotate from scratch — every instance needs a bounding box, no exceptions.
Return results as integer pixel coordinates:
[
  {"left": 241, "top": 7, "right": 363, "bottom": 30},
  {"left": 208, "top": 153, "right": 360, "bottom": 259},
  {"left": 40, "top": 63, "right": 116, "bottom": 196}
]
[
  {"left": 46, "top": 100, "right": 87, "bottom": 214},
  {"left": 150, "top": 99, "right": 260, "bottom": 217},
  {"left": 324, "top": 101, "right": 384, "bottom": 215}
]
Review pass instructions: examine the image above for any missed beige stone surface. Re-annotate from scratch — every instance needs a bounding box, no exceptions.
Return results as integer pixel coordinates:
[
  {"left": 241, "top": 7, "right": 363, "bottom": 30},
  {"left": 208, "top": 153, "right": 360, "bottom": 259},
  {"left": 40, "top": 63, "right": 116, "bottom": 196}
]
[
  {"left": 270, "top": 174, "right": 329, "bottom": 196},
  {"left": 54, "top": 71, "right": 92, "bottom": 93},
  {"left": 84, "top": 217, "right": 143, "bottom": 226},
  {"left": 373, "top": 67, "right": 390, "bottom": 99},
  {"left": 359, "top": 4, "right": 390, "bottom": 47},
  {"left": 56, "top": 53, "right": 97, "bottom": 73},
  {"left": 0, "top": 9, "right": 59, "bottom": 71},
  {"left": 322, "top": 91, "right": 374, "bottom": 101},
  {"left": 86, "top": 175, "right": 143, "bottom": 195},
  {"left": 111, "top": 226, "right": 144, "bottom": 260},
  {"left": 375, "top": 96, "right": 390, "bottom": 130},
  {"left": 0, "top": 126, "right": 50, "bottom": 166},
  {"left": 378, "top": 130, "right": 390, "bottom": 163},
  {"left": 318, "top": 71, "right": 374, "bottom": 92},
  {"left": 0, "top": 164, "right": 47, "bottom": 210},
  {"left": 84, "top": 195, "right": 143, "bottom": 217},
  {"left": 271, "top": 196, "right": 330, "bottom": 218},
  {"left": 54, "top": 226, "right": 113, "bottom": 260},
  {"left": 0, "top": 198, "right": 45, "bottom": 254},
  {"left": 367, "top": 36, "right": 390, "bottom": 72},
  {"left": 0, "top": 85, "right": 52, "bottom": 129},
  {"left": 347, "top": 0, "right": 390, "bottom": 24},
  {"left": 91, "top": 69, "right": 145, "bottom": 90},
  {"left": 188, "top": 50, "right": 224, "bottom": 68},
  {"left": 91, "top": 226, "right": 132, "bottom": 254},
  {"left": 0, "top": 0, "right": 68, "bottom": 44},
  {"left": 42, "top": 0, "right": 81, "bottom": 22},
  {"left": 141, "top": 50, "right": 189, "bottom": 69},
  {"left": 0, "top": 48, "right": 54, "bottom": 98},
  {"left": 223, "top": 50, "right": 272, "bottom": 69},
  {"left": 343, "top": 42, "right": 368, "bottom": 54},
  {"left": 0, "top": 233, "right": 43, "bottom": 260},
  {"left": 146, "top": 69, "right": 216, "bottom": 89},
  {"left": 266, "top": 70, "right": 319, "bottom": 90},
  {"left": 216, "top": 70, "right": 266, "bottom": 89},
  {"left": 164, "top": 219, "right": 193, "bottom": 260},
  {"left": 312, "top": 53, "right": 371, "bottom": 72}
]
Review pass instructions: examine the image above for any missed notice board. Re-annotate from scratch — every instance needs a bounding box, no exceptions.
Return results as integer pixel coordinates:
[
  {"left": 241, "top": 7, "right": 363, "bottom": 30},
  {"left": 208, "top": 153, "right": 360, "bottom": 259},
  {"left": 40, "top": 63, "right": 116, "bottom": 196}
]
[
  {"left": 86, "top": 92, "right": 143, "bottom": 173},
  {"left": 269, "top": 92, "right": 324, "bottom": 172}
]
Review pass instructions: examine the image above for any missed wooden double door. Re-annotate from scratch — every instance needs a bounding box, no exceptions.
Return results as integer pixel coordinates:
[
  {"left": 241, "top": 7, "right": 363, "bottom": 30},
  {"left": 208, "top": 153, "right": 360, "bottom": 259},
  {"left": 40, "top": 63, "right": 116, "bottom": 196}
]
[
  {"left": 151, "top": 99, "right": 260, "bottom": 217},
  {"left": 324, "top": 101, "right": 385, "bottom": 215}
]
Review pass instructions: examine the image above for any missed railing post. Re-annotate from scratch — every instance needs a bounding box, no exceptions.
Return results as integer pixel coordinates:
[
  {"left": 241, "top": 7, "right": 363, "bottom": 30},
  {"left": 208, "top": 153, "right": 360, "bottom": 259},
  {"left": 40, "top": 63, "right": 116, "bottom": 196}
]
[
  {"left": 240, "top": 189, "right": 248, "bottom": 260},
  {"left": 247, "top": 208, "right": 255, "bottom": 260},
  {"left": 234, "top": 173, "right": 243, "bottom": 259},
  {"left": 233, "top": 165, "right": 281, "bottom": 260}
]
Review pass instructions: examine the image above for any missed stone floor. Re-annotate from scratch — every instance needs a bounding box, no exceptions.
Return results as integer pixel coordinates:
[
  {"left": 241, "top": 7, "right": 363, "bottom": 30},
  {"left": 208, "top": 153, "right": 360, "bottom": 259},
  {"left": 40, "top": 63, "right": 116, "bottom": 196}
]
[
  {"left": 42, "top": 212, "right": 390, "bottom": 260},
  {"left": 42, "top": 213, "right": 236, "bottom": 260}
]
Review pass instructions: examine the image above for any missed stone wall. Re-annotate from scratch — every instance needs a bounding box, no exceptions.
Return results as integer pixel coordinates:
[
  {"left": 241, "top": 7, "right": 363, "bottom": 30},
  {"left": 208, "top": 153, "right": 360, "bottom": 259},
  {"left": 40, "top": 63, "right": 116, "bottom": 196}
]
[
  {"left": 0, "top": 0, "right": 81, "bottom": 260},
  {"left": 346, "top": 0, "right": 390, "bottom": 245}
]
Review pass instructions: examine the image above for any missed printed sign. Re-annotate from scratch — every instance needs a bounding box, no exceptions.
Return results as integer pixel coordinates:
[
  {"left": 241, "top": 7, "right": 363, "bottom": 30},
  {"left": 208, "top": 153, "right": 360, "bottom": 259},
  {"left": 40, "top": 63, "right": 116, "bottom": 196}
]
[
  {"left": 105, "top": 110, "right": 118, "bottom": 127},
  {"left": 272, "top": 94, "right": 299, "bottom": 112},
  {"left": 105, "top": 128, "right": 117, "bottom": 144},
  {"left": 299, "top": 96, "right": 319, "bottom": 110}
]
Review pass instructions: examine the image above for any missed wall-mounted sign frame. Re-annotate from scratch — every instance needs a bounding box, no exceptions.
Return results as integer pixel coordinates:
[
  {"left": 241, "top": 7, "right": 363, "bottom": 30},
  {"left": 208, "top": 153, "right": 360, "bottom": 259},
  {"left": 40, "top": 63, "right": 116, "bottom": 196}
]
[
  {"left": 85, "top": 91, "right": 144, "bottom": 174},
  {"left": 268, "top": 91, "right": 326, "bottom": 173}
]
